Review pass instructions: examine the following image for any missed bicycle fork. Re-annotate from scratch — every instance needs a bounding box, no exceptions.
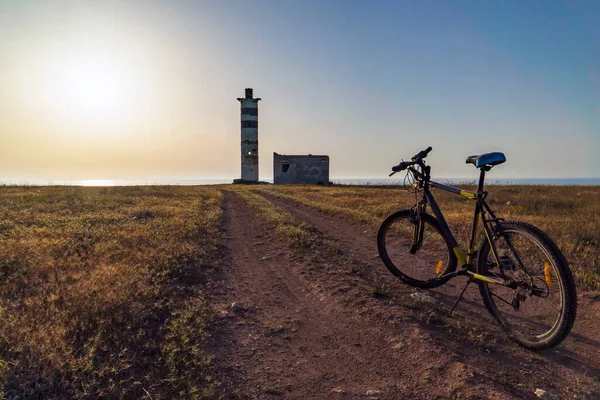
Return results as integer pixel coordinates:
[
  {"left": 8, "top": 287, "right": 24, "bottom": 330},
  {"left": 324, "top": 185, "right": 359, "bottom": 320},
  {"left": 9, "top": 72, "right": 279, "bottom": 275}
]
[{"left": 409, "top": 201, "right": 427, "bottom": 254}]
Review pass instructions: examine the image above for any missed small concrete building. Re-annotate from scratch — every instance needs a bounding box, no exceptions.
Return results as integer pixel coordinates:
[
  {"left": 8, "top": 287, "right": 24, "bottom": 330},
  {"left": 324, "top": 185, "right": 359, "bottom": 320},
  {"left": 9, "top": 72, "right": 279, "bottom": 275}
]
[{"left": 273, "top": 153, "right": 330, "bottom": 185}]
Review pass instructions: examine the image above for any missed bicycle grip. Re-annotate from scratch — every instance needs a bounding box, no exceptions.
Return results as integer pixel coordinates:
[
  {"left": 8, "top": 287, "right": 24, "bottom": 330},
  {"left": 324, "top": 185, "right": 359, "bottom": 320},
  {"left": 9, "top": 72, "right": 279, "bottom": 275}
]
[
  {"left": 391, "top": 161, "right": 409, "bottom": 172},
  {"left": 412, "top": 146, "right": 433, "bottom": 161}
]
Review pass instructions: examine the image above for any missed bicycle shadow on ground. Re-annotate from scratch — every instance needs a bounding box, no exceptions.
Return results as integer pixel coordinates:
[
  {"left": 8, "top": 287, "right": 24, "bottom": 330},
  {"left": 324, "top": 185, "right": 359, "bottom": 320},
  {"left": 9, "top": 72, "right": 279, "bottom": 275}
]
[
  {"left": 539, "top": 343, "right": 600, "bottom": 378},
  {"left": 422, "top": 286, "right": 600, "bottom": 381}
]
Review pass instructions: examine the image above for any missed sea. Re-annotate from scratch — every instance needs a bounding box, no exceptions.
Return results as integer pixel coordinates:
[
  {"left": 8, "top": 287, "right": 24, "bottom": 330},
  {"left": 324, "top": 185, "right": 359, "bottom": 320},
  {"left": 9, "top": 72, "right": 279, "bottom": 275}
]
[
  {"left": 1, "top": 178, "right": 599, "bottom": 186},
  {"left": 332, "top": 178, "right": 600, "bottom": 186}
]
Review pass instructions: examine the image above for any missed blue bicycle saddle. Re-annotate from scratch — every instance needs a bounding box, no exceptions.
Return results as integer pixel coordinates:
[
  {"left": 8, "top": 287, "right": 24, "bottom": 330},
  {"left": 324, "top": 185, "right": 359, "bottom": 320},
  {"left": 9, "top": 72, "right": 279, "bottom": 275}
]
[{"left": 465, "top": 152, "right": 506, "bottom": 168}]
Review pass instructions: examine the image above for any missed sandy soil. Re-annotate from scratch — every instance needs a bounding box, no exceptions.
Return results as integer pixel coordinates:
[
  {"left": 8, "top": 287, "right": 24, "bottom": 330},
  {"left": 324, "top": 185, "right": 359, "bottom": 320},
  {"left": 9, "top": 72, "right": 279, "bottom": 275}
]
[{"left": 205, "top": 190, "right": 600, "bottom": 399}]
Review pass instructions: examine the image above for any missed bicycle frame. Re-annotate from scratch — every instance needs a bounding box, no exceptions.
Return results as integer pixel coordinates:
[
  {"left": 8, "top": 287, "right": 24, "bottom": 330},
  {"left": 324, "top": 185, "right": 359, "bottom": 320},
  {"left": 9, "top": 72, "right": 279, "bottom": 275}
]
[{"left": 410, "top": 167, "right": 507, "bottom": 286}]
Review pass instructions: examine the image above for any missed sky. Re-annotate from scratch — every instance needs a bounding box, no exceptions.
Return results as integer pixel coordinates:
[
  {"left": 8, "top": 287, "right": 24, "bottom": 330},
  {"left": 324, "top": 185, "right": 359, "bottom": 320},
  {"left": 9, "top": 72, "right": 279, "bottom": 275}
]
[{"left": 0, "top": 0, "right": 598, "bottom": 181}]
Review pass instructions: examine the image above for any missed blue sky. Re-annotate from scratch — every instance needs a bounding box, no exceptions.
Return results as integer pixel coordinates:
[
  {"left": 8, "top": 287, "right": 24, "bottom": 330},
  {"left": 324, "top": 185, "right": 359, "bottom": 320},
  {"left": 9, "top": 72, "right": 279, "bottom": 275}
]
[{"left": 0, "top": 0, "right": 598, "bottom": 179}]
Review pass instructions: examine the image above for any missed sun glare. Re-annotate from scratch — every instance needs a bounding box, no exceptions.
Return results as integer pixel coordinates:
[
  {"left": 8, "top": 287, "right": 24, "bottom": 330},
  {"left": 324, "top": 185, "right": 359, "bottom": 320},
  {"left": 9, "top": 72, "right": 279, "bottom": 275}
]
[
  {"left": 81, "top": 180, "right": 116, "bottom": 187},
  {"left": 46, "top": 50, "right": 138, "bottom": 125},
  {"left": 65, "top": 62, "right": 126, "bottom": 117}
]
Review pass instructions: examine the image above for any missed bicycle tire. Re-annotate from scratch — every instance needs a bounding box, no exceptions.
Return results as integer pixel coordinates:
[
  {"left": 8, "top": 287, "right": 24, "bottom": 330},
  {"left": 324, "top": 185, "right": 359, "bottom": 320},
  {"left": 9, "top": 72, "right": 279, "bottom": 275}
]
[
  {"left": 477, "top": 221, "right": 577, "bottom": 350},
  {"left": 377, "top": 209, "right": 458, "bottom": 289}
]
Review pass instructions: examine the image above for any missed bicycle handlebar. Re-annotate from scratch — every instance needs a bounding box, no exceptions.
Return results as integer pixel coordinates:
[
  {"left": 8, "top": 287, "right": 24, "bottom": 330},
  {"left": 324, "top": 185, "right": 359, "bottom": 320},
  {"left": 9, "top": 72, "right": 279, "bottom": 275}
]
[{"left": 389, "top": 146, "right": 432, "bottom": 176}]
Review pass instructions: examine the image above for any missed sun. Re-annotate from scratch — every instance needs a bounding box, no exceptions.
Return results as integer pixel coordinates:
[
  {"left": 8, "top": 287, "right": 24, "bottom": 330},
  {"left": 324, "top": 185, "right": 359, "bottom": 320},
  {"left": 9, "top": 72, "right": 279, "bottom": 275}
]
[
  {"left": 47, "top": 50, "right": 137, "bottom": 125},
  {"left": 65, "top": 61, "right": 126, "bottom": 118}
]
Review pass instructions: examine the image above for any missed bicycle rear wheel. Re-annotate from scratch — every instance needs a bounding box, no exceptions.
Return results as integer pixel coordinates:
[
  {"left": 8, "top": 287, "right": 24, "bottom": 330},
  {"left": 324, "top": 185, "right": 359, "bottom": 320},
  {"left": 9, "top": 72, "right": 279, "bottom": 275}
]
[
  {"left": 377, "top": 210, "right": 457, "bottom": 289},
  {"left": 477, "top": 221, "right": 577, "bottom": 350}
]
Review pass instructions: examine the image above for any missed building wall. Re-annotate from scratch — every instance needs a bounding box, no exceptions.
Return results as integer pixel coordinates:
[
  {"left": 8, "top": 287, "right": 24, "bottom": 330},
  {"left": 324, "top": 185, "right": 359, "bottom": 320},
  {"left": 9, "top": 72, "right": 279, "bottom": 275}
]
[
  {"left": 238, "top": 90, "right": 260, "bottom": 182},
  {"left": 273, "top": 153, "right": 329, "bottom": 185}
]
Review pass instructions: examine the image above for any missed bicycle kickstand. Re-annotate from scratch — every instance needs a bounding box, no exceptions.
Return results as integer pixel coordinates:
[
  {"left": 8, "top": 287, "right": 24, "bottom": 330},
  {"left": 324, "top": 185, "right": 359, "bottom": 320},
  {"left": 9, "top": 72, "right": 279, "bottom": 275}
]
[{"left": 449, "top": 278, "right": 474, "bottom": 315}]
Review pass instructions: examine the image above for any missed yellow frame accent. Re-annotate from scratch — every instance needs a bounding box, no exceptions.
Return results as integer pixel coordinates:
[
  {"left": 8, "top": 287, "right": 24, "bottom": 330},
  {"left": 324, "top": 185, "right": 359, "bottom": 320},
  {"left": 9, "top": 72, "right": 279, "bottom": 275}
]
[
  {"left": 452, "top": 247, "right": 467, "bottom": 266},
  {"left": 472, "top": 273, "right": 497, "bottom": 283},
  {"left": 459, "top": 190, "right": 476, "bottom": 199}
]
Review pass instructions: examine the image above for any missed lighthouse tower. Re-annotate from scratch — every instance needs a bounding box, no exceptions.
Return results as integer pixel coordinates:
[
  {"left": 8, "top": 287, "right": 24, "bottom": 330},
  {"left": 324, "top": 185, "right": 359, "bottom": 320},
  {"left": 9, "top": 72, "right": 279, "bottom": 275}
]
[{"left": 237, "top": 88, "right": 261, "bottom": 182}]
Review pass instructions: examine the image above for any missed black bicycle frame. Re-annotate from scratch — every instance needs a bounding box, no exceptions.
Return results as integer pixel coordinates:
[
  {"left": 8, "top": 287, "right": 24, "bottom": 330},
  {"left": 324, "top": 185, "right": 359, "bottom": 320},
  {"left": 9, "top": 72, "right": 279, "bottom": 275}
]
[{"left": 411, "top": 167, "right": 506, "bottom": 285}]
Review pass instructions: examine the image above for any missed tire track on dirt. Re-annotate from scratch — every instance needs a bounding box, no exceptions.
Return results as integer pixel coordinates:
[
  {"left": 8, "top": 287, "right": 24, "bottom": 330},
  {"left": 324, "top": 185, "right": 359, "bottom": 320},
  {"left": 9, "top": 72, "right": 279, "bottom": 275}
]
[
  {"left": 210, "top": 190, "right": 497, "bottom": 399},
  {"left": 260, "top": 191, "right": 488, "bottom": 311}
]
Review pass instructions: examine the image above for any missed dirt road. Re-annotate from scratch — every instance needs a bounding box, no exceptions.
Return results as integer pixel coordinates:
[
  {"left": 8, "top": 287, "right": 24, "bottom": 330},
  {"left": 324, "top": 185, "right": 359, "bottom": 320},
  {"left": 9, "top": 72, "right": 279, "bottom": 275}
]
[{"left": 207, "top": 190, "right": 600, "bottom": 399}]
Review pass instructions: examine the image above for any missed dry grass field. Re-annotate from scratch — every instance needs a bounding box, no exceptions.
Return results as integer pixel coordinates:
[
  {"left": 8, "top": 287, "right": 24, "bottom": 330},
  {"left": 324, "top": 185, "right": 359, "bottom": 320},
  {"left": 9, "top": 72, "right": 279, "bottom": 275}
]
[
  {"left": 252, "top": 184, "right": 600, "bottom": 290},
  {"left": 0, "top": 186, "right": 221, "bottom": 399},
  {"left": 0, "top": 183, "right": 598, "bottom": 399}
]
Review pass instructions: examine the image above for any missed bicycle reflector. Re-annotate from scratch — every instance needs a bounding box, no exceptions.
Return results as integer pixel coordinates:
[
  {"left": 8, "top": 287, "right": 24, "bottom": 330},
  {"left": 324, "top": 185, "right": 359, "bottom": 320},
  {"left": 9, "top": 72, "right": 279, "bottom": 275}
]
[
  {"left": 435, "top": 261, "right": 443, "bottom": 274},
  {"left": 544, "top": 262, "right": 552, "bottom": 287}
]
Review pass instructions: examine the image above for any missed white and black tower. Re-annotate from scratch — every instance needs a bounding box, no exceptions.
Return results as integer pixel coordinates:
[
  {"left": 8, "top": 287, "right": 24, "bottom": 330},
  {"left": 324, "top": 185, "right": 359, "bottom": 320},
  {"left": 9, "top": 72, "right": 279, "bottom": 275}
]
[{"left": 237, "top": 88, "right": 261, "bottom": 182}]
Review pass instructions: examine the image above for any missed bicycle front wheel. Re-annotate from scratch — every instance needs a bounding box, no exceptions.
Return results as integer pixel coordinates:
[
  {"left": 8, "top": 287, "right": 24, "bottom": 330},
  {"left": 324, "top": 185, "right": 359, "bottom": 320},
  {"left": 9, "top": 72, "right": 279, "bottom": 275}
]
[
  {"left": 377, "top": 210, "right": 457, "bottom": 289},
  {"left": 477, "top": 221, "right": 577, "bottom": 350}
]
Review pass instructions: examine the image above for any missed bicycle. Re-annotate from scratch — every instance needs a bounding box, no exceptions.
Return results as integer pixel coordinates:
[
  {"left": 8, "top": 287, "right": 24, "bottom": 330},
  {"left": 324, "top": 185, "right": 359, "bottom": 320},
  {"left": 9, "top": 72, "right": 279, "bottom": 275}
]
[{"left": 377, "top": 147, "right": 577, "bottom": 350}]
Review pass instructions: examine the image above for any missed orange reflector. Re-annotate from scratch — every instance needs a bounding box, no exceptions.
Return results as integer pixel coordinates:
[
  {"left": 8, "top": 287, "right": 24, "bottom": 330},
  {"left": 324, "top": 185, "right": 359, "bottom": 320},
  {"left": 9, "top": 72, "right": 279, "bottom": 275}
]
[
  {"left": 544, "top": 262, "right": 552, "bottom": 287},
  {"left": 435, "top": 261, "right": 443, "bottom": 274}
]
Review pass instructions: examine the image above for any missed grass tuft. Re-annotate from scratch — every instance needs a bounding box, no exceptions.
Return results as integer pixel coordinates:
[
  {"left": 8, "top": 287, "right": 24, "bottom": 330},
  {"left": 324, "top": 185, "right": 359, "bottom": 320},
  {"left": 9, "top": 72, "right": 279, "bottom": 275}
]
[{"left": 370, "top": 281, "right": 390, "bottom": 298}]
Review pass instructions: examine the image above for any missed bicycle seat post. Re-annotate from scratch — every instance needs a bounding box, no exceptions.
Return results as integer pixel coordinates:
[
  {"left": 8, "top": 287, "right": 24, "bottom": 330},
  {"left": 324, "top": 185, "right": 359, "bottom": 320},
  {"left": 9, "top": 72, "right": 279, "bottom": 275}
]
[{"left": 477, "top": 167, "right": 490, "bottom": 197}]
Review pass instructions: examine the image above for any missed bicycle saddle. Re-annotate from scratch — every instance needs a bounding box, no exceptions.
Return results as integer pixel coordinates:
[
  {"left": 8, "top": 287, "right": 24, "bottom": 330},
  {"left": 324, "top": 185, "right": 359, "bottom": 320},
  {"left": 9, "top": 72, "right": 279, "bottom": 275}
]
[{"left": 465, "top": 152, "right": 506, "bottom": 168}]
